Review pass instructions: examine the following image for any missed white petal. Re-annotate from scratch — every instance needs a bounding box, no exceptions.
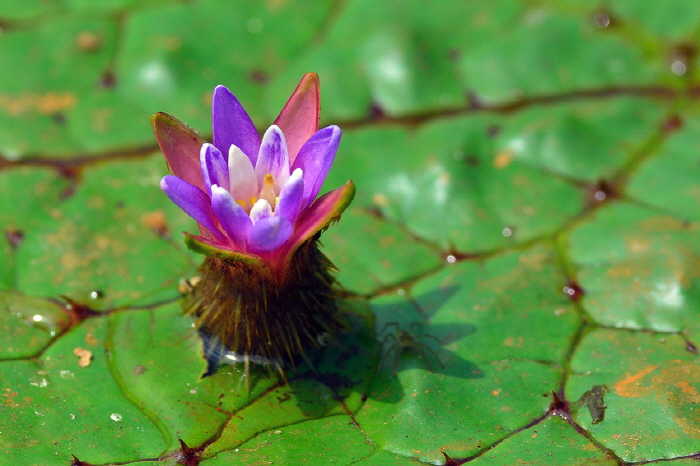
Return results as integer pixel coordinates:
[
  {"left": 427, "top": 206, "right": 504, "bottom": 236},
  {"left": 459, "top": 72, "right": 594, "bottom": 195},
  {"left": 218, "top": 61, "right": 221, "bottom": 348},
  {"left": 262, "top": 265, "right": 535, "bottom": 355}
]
[
  {"left": 249, "top": 198, "right": 272, "bottom": 224},
  {"left": 287, "top": 167, "right": 303, "bottom": 184},
  {"left": 228, "top": 144, "right": 257, "bottom": 203}
]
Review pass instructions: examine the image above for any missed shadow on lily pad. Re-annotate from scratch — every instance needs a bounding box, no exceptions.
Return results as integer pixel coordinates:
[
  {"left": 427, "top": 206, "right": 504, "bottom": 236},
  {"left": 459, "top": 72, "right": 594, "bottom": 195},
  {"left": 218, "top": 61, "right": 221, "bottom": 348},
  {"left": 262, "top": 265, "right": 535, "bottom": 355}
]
[
  {"left": 197, "top": 285, "right": 481, "bottom": 414},
  {"left": 365, "top": 286, "right": 483, "bottom": 404}
]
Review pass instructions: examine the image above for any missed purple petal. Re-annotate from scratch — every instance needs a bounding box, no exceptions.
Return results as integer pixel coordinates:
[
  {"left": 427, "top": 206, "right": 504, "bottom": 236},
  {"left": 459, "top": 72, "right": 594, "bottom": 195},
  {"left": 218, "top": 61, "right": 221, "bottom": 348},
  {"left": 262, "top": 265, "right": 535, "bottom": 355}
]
[
  {"left": 160, "top": 175, "right": 224, "bottom": 241},
  {"left": 276, "top": 168, "right": 304, "bottom": 222},
  {"left": 210, "top": 185, "right": 252, "bottom": 246},
  {"left": 200, "top": 144, "right": 229, "bottom": 192},
  {"left": 292, "top": 125, "right": 341, "bottom": 207},
  {"left": 255, "top": 125, "right": 290, "bottom": 189},
  {"left": 247, "top": 216, "right": 293, "bottom": 252},
  {"left": 212, "top": 85, "right": 260, "bottom": 164}
]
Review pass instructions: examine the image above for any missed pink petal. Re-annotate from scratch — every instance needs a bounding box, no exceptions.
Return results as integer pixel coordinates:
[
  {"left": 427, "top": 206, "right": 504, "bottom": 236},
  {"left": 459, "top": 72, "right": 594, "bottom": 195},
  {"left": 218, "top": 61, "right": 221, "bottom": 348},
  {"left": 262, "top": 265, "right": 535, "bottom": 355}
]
[
  {"left": 273, "top": 72, "right": 320, "bottom": 164},
  {"left": 152, "top": 112, "right": 205, "bottom": 191},
  {"left": 274, "top": 181, "right": 355, "bottom": 274}
]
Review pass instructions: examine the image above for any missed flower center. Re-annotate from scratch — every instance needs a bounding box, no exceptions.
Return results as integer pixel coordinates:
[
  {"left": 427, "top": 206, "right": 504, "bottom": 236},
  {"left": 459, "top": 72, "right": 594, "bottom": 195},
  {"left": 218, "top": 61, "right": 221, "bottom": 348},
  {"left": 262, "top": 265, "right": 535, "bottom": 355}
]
[{"left": 235, "top": 173, "right": 280, "bottom": 213}]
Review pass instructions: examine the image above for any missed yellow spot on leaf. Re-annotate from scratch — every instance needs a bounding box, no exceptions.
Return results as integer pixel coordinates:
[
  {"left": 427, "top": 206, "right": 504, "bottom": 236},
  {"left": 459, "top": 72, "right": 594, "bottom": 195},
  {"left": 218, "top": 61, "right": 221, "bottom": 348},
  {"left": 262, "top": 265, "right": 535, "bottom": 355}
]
[
  {"left": 614, "top": 365, "right": 658, "bottom": 398},
  {"left": 0, "top": 93, "right": 76, "bottom": 116},
  {"left": 373, "top": 193, "right": 389, "bottom": 207},
  {"left": 141, "top": 210, "right": 168, "bottom": 236},
  {"left": 75, "top": 31, "right": 102, "bottom": 52},
  {"left": 493, "top": 149, "right": 514, "bottom": 169},
  {"left": 60, "top": 252, "right": 81, "bottom": 270},
  {"left": 2, "top": 388, "right": 20, "bottom": 408},
  {"left": 73, "top": 347, "right": 93, "bottom": 368},
  {"left": 625, "top": 237, "right": 651, "bottom": 254},
  {"left": 84, "top": 331, "right": 98, "bottom": 346},
  {"left": 503, "top": 336, "right": 524, "bottom": 348},
  {"left": 675, "top": 381, "right": 700, "bottom": 403}
]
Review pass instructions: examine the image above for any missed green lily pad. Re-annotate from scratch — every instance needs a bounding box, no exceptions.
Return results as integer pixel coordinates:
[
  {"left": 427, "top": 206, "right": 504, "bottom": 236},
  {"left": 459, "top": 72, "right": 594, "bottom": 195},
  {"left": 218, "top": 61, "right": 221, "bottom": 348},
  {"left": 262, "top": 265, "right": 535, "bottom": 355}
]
[
  {"left": 327, "top": 116, "right": 585, "bottom": 252},
  {"left": 0, "top": 240, "right": 11, "bottom": 290},
  {"left": 469, "top": 417, "right": 618, "bottom": 465},
  {"left": 203, "top": 415, "right": 374, "bottom": 465},
  {"left": 568, "top": 202, "right": 700, "bottom": 335},
  {"left": 2, "top": 0, "right": 700, "bottom": 464},
  {"left": 567, "top": 329, "right": 700, "bottom": 462},
  {"left": 457, "top": 10, "right": 656, "bottom": 102},
  {"left": 0, "top": 16, "right": 118, "bottom": 158},
  {"left": 0, "top": 167, "right": 69, "bottom": 231},
  {"left": 628, "top": 114, "right": 700, "bottom": 222},
  {"left": 0, "top": 316, "right": 165, "bottom": 463},
  {"left": 602, "top": 0, "right": 700, "bottom": 40},
  {"left": 64, "top": 0, "right": 169, "bottom": 14},
  {"left": 498, "top": 98, "right": 666, "bottom": 182},
  {"left": 266, "top": 0, "right": 524, "bottom": 120},
  {"left": 323, "top": 207, "right": 442, "bottom": 295},
  {"left": 0, "top": 291, "right": 69, "bottom": 359},
  {"left": 0, "top": 1, "right": 62, "bottom": 21},
  {"left": 14, "top": 155, "right": 197, "bottom": 308},
  {"left": 114, "top": 0, "right": 334, "bottom": 148},
  {"left": 354, "top": 245, "right": 577, "bottom": 463},
  {"left": 108, "top": 302, "right": 243, "bottom": 451},
  {"left": 0, "top": 167, "right": 69, "bottom": 290}
]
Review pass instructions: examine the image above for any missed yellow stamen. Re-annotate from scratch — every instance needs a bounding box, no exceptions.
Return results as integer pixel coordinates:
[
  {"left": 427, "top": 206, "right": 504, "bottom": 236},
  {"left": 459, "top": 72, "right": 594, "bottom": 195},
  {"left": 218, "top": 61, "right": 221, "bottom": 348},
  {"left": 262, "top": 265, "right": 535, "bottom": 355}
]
[{"left": 260, "top": 174, "right": 276, "bottom": 207}]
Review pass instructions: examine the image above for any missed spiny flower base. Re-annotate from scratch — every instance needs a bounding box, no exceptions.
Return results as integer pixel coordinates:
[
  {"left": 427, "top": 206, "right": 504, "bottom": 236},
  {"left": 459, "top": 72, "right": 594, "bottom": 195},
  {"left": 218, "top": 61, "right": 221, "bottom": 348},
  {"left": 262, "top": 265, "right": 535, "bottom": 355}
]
[{"left": 184, "top": 240, "right": 343, "bottom": 375}]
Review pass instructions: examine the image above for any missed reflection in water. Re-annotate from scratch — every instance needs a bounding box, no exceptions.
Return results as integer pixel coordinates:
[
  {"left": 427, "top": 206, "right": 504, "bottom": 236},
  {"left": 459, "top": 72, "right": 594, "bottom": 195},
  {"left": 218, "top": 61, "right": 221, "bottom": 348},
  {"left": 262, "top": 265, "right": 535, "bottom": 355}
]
[
  {"left": 138, "top": 60, "right": 175, "bottom": 94},
  {"left": 0, "top": 292, "right": 70, "bottom": 339},
  {"left": 387, "top": 173, "right": 416, "bottom": 203},
  {"left": 652, "top": 280, "right": 684, "bottom": 309}
]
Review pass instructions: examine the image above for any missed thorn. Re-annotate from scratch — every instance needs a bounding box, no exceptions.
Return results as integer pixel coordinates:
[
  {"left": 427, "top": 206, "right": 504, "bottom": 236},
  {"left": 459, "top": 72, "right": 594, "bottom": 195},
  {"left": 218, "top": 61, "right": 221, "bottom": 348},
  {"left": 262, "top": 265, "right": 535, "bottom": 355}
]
[
  {"left": 549, "top": 391, "right": 571, "bottom": 419},
  {"left": 60, "top": 296, "right": 100, "bottom": 325},
  {"left": 661, "top": 113, "right": 684, "bottom": 132},
  {"left": 586, "top": 179, "right": 617, "bottom": 206},
  {"left": 441, "top": 450, "right": 464, "bottom": 465},
  {"left": 562, "top": 281, "right": 585, "bottom": 302},
  {"left": 175, "top": 438, "right": 201, "bottom": 466},
  {"left": 71, "top": 455, "right": 91, "bottom": 466},
  {"left": 4, "top": 228, "right": 24, "bottom": 249},
  {"left": 368, "top": 101, "right": 385, "bottom": 119}
]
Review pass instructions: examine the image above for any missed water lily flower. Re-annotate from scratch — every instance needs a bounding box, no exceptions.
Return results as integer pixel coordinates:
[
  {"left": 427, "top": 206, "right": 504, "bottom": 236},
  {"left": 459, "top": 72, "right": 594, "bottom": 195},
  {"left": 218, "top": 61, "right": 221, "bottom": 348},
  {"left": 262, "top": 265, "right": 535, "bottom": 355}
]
[
  {"left": 153, "top": 73, "right": 354, "bottom": 280},
  {"left": 152, "top": 73, "right": 353, "bottom": 371}
]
